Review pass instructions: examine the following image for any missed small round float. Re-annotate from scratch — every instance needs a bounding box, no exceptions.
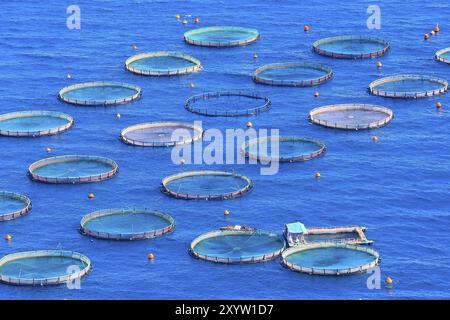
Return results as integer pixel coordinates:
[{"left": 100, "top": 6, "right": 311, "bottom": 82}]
[
  {"left": 281, "top": 243, "right": 380, "bottom": 276},
  {"left": 0, "top": 111, "right": 73, "bottom": 137},
  {"left": 435, "top": 47, "right": 450, "bottom": 65},
  {"left": 80, "top": 208, "right": 175, "bottom": 240},
  {"left": 161, "top": 171, "right": 253, "bottom": 200},
  {"left": 29, "top": 155, "right": 118, "bottom": 184},
  {"left": 184, "top": 26, "right": 259, "bottom": 47},
  {"left": 253, "top": 63, "right": 333, "bottom": 87},
  {"left": 369, "top": 75, "right": 448, "bottom": 98},
  {"left": 120, "top": 122, "right": 203, "bottom": 147},
  {"left": 190, "top": 229, "right": 285, "bottom": 264},
  {"left": 0, "top": 250, "right": 91, "bottom": 286},
  {"left": 59, "top": 81, "right": 141, "bottom": 106},
  {"left": 241, "top": 137, "right": 326, "bottom": 163},
  {"left": 185, "top": 91, "right": 271, "bottom": 117},
  {"left": 0, "top": 191, "right": 32, "bottom": 222},
  {"left": 313, "top": 35, "right": 390, "bottom": 59},
  {"left": 125, "top": 52, "right": 202, "bottom": 76},
  {"left": 309, "top": 104, "right": 393, "bottom": 130}
]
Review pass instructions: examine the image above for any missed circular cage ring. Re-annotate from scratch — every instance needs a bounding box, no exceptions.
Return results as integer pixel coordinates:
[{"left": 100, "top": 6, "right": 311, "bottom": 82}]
[
  {"left": 120, "top": 122, "right": 203, "bottom": 147},
  {"left": 253, "top": 63, "right": 333, "bottom": 87},
  {"left": 369, "top": 75, "right": 448, "bottom": 99},
  {"left": 0, "top": 191, "right": 32, "bottom": 222},
  {"left": 309, "top": 104, "right": 394, "bottom": 130},
  {"left": 190, "top": 229, "right": 285, "bottom": 264},
  {"left": 29, "top": 155, "right": 119, "bottom": 184},
  {"left": 80, "top": 208, "right": 175, "bottom": 240},
  {"left": 435, "top": 48, "right": 450, "bottom": 65},
  {"left": 312, "top": 36, "right": 390, "bottom": 59},
  {"left": 161, "top": 171, "right": 253, "bottom": 200},
  {"left": 241, "top": 136, "right": 326, "bottom": 163},
  {"left": 58, "top": 81, "right": 142, "bottom": 106},
  {"left": 0, "top": 111, "right": 74, "bottom": 137},
  {"left": 281, "top": 243, "right": 380, "bottom": 276},
  {"left": 125, "top": 52, "right": 202, "bottom": 76},
  {"left": 0, "top": 250, "right": 92, "bottom": 286},
  {"left": 185, "top": 91, "right": 271, "bottom": 117},
  {"left": 184, "top": 26, "right": 260, "bottom": 47}
]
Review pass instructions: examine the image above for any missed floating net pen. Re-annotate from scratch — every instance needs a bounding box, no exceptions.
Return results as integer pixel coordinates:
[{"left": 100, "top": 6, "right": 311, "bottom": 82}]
[
  {"left": 435, "top": 48, "right": 450, "bottom": 65},
  {"left": 80, "top": 208, "right": 175, "bottom": 240},
  {"left": 253, "top": 63, "right": 333, "bottom": 87},
  {"left": 312, "top": 36, "right": 390, "bottom": 59},
  {"left": 29, "top": 155, "right": 118, "bottom": 184},
  {"left": 241, "top": 137, "right": 326, "bottom": 163},
  {"left": 190, "top": 229, "right": 285, "bottom": 264},
  {"left": 0, "top": 111, "right": 74, "bottom": 137},
  {"left": 184, "top": 26, "right": 260, "bottom": 47},
  {"left": 369, "top": 75, "right": 448, "bottom": 98},
  {"left": 125, "top": 52, "right": 202, "bottom": 76},
  {"left": 185, "top": 91, "right": 271, "bottom": 117},
  {"left": 0, "top": 191, "right": 32, "bottom": 222},
  {"left": 0, "top": 250, "right": 91, "bottom": 286},
  {"left": 281, "top": 243, "right": 380, "bottom": 276},
  {"left": 58, "top": 81, "right": 141, "bottom": 106},
  {"left": 120, "top": 122, "right": 203, "bottom": 147},
  {"left": 161, "top": 171, "right": 253, "bottom": 200},
  {"left": 309, "top": 104, "right": 393, "bottom": 130}
]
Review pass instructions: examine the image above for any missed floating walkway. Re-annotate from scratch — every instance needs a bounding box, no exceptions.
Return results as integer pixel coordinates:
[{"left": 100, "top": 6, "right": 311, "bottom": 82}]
[
  {"left": 0, "top": 191, "right": 32, "bottom": 222},
  {"left": 435, "top": 48, "right": 450, "bottom": 65},
  {"left": 313, "top": 36, "right": 390, "bottom": 59},
  {"left": 303, "top": 226, "right": 373, "bottom": 245},
  {"left": 184, "top": 26, "right": 259, "bottom": 47},
  {"left": 309, "top": 104, "right": 393, "bottom": 130},
  {"left": 369, "top": 75, "right": 448, "bottom": 98},
  {"left": 0, "top": 250, "right": 92, "bottom": 286},
  {"left": 125, "top": 52, "right": 202, "bottom": 76}
]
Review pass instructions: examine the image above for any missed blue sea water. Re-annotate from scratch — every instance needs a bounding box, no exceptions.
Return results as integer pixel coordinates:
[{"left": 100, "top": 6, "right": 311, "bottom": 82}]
[{"left": 0, "top": 0, "right": 449, "bottom": 299}]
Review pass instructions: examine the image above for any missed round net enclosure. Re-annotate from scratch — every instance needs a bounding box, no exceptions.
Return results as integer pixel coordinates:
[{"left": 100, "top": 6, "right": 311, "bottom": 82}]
[
  {"left": 0, "top": 111, "right": 73, "bottom": 137},
  {"left": 80, "top": 208, "right": 175, "bottom": 240},
  {"left": 309, "top": 104, "right": 393, "bottom": 130},
  {"left": 161, "top": 171, "right": 253, "bottom": 200},
  {"left": 190, "top": 229, "right": 285, "bottom": 264},
  {"left": 0, "top": 191, "right": 32, "bottom": 222},
  {"left": 120, "top": 122, "right": 203, "bottom": 147},
  {"left": 435, "top": 47, "right": 450, "bottom": 65},
  {"left": 369, "top": 75, "right": 448, "bottom": 98},
  {"left": 0, "top": 250, "right": 91, "bottom": 286},
  {"left": 59, "top": 81, "right": 141, "bottom": 106},
  {"left": 184, "top": 26, "right": 259, "bottom": 47},
  {"left": 125, "top": 52, "right": 202, "bottom": 76},
  {"left": 281, "top": 243, "right": 380, "bottom": 276},
  {"left": 242, "top": 136, "right": 326, "bottom": 163},
  {"left": 313, "top": 36, "right": 390, "bottom": 59},
  {"left": 185, "top": 91, "right": 271, "bottom": 117},
  {"left": 253, "top": 63, "right": 333, "bottom": 87},
  {"left": 29, "top": 155, "right": 118, "bottom": 184}
]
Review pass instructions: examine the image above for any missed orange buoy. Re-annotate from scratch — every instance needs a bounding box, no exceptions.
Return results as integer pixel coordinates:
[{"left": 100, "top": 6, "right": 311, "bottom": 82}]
[
  {"left": 434, "top": 24, "right": 440, "bottom": 33},
  {"left": 148, "top": 253, "right": 155, "bottom": 260},
  {"left": 194, "top": 18, "right": 199, "bottom": 24},
  {"left": 175, "top": 15, "right": 180, "bottom": 21},
  {"left": 372, "top": 136, "right": 379, "bottom": 142},
  {"left": 314, "top": 92, "right": 319, "bottom": 98},
  {"left": 315, "top": 172, "right": 321, "bottom": 179},
  {"left": 437, "top": 102, "right": 442, "bottom": 109},
  {"left": 224, "top": 210, "right": 230, "bottom": 216},
  {"left": 88, "top": 193, "right": 95, "bottom": 199},
  {"left": 246, "top": 121, "right": 253, "bottom": 128},
  {"left": 424, "top": 33, "right": 429, "bottom": 40},
  {"left": 304, "top": 25, "right": 309, "bottom": 32},
  {"left": 5, "top": 234, "right": 12, "bottom": 241}
]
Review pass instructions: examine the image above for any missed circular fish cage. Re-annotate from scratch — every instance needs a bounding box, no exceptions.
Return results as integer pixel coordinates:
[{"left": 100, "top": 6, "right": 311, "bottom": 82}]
[
  {"left": 0, "top": 111, "right": 74, "bottom": 137},
  {"left": 58, "top": 81, "right": 141, "bottom": 106},
  {"left": 29, "top": 155, "right": 118, "bottom": 184},
  {"left": 184, "top": 26, "right": 260, "bottom": 47},
  {"left": 309, "top": 104, "right": 393, "bottom": 130},
  {"left": 80, "top": 208, "right": 175, "bottom": 240},
  {"left": 253, "top": 63, "right": 333, "bottom": 87},
  {"left": 185, "top": 91, "right": 271, "bottom": 117},
  {"left": 125, "top": 52, "right": 202, "bottom": 76},
  {"left": 120, "top": 122, "right": 203, "bottom": 147},
  {"left": 161, "top": 171, "right": 253, "bottom": 200},
  {"left": 312, "top": 36, "right": 390, "bottom": 59},
  {"left": 0, "top": 250, "right": 91, "bottom": 286},
  {"left": 369, "top": 75, "right": 448, "bottom": 98},
  {"left": 241, "top": 137, "right": 326, "bottom": 163},
  {"left": 190, "top": 229, "right": 285, "bottom": 264},
  {"left": 0, "top": 191, "right": 32, "bottom": 222},
  {"left": 435, "top": 47, "right": 450, "bottom": 65},
  {"left": 281, "top": 243, "right": 380, "bottom": 276}
]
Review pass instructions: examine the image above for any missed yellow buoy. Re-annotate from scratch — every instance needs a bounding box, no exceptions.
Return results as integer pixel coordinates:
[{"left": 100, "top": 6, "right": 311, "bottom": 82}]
[
  {"left": 304, "top": 25, "right": 309, "bottom": 32},
  {"left": 148, "top": 253, "right": 155, "bottom": 260},
  {"left": 372, "top": 136, "right": 379, "bottom": 142},
  {"left": 88, "top": 193, "right": 95, "bottom": 199},
  {"left": 376, "top": 61, "right": 382, "bottom": 68},
  {"left": 116, "top": 113, "right": 121, "bottom": 119},
  {"left": 46, "top": 147, "right": 52, "bottom": 153},
  {"left": 430, "top": 30, "right": 436, "bottom": 36},
  {"left": 424, "top": 33, "right": 429, "bottom": 40},
  {"left": 224, "top": 210, "right": 230, "bottom": 215},
  {"left": 385, "top": 277, "right": 393, "bottom": 285},
  {"left": 253, "top": 53, "right": 258, "bottom": 59},
  {"left": 314, "top": 92, "right": 319, "bottom": 98},
  {"left": 175, "top": 15, "right": 180, "bottom": 21},
  {"left": 246, "top": 121, "right": 253, "bottom": 128},
  {"left": 434, "top": 24, "right": 440, "bottom": 33},
  {"left": 182, "top": 19, "right": 188, "bottom": 25},
  {"left": 315, "top": 172, "right": 321, "bottom": 179},
  {"left": 190, "top": 83, "right": 195, "bottom": 88},
  {"left": 5, "top": 234, "right": 12, "bottom": 241}
]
